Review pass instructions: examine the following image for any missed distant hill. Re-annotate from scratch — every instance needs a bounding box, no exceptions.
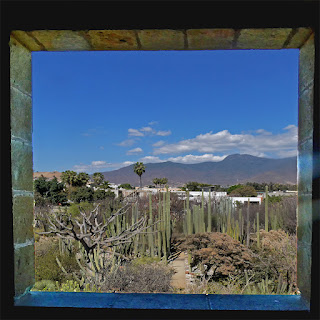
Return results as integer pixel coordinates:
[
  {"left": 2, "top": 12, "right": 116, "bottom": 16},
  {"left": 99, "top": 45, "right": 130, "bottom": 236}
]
[
  {"left": 33, "top": 171, "right": 62, "bottom": 181},
  {"left": 100, "top": 154, "right": 297, "bottom": 187}
]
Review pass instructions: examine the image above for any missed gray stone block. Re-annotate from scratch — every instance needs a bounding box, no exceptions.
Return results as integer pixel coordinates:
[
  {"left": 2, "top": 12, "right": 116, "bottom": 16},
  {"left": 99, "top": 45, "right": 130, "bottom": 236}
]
[
  {"left": 11, "top": 139, "right": 33, "bottom": 191},
  {"left": 10, "top": 37, "right": 32, "bottom": 94},
  {"left": 10, "top": 87, "right": 32, "bottom": 141}
]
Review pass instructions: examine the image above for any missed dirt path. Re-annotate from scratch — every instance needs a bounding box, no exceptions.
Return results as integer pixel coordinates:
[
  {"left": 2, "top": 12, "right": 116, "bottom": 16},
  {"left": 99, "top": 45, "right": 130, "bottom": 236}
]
[{"left": 169, "top": 252, "right": 187, "bottom": 289}]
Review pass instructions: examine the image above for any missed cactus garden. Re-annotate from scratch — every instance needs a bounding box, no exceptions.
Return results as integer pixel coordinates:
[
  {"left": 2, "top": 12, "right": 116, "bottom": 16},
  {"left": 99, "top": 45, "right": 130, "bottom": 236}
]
[{"left": 33, "top": 174, "right": 299, "bottom": 295}]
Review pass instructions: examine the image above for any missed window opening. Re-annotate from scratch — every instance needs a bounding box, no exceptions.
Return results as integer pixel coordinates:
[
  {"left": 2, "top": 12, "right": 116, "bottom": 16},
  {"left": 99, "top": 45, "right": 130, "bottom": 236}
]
[{"left": 31, "top": 49, "right": 300, "bottom": 296}]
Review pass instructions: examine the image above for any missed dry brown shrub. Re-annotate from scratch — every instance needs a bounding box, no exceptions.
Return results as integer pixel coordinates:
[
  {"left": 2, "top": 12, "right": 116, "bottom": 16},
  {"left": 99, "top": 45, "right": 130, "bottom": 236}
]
[
  {"left": 179, "top": 232, "right": 254, "bottom": 280},
  {"left": 250, "top": 229, "right": 297, "bottom": 290}
]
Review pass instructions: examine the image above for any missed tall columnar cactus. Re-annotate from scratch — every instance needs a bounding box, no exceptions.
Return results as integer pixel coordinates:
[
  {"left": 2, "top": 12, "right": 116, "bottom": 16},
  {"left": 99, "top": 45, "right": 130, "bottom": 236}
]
[
  {"left": 246, "top": 199, "right": 250, "bottom": 247},
  {"left": 148, "top": 193, "right": 154, "bottom": 257},
  {"left": 265, "top": 186, "right": 269, "bottom": 232},
  {"left": 256, "top": 211, "right": 260, "bottom": 248},
  {"left": 207, "top": 191, "right": 212, "bottom": 232},
  {"left": 201, "top": 190, "right": 205, "bottom": 233},
  {"left": 186, "top": 191, "right": 192, "bottom": 235}
]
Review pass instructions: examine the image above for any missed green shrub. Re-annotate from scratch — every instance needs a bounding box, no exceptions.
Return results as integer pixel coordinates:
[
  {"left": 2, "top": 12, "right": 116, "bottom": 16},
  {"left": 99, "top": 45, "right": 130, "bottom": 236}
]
[
  {"left": 35, "top": 238, "right": 80, "bottom": 282},
  {"left": 131, "top": 256, "right": 161, "bottom": 267},
  {"left": 32, "top": 280, "right": 56, "bottom": 291},
  {"left": 67, "top": 202, "right": 94, "bottom": 218}
]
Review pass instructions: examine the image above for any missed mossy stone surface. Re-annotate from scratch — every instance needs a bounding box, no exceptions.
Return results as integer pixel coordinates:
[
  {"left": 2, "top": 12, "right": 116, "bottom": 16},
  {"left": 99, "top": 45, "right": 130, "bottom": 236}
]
[
  {"left": 13, "top": 196, "right": 34, "bottom": 244},
  {"left": 15, "top": 245, "right": 35, "bottom": 296},
  {"left": 10, "top": 87, "right": 32, "bottom": 141},
  {"left": 138, "top": 29, "right": 185, "bottom": 50},
  {"left": 187, "top": 29, "right": 234, "bottom": 50},
  {"left": 11, "top": 139, "right": 33, "bottom": 191},
  {"left": 10, "top": 37, "right": 32, "bottom": 94}
]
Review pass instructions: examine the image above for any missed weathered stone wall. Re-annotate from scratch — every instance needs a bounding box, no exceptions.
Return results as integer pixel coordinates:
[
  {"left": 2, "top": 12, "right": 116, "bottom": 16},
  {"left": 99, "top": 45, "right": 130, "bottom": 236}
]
[
  {"left": 297, "top": 33, "right": 315, "bottom": 306},
  {"left": 10, "top": 36, "right": 35, "bottom": 297},
  {"left": 9, "top": 28, "right": 316, "bottom": 303}
]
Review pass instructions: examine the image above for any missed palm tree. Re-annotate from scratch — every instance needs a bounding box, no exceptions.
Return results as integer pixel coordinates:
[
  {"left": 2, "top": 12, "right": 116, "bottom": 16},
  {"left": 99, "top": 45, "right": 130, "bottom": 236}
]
[
  {"left": 61, "top": 170, "right": 78, "bottom": 198},
  {"left": 133, "top": 162, "right": 145, "bottom": 188},
  {"left": 61, "top": 170, "right": 78, "bottom": 188},
  {"left": 76, "top": 172, "right": 90, "bottom": 187},
  {"left": 92, "top": 172, "right": 104, "bottom": 186}
]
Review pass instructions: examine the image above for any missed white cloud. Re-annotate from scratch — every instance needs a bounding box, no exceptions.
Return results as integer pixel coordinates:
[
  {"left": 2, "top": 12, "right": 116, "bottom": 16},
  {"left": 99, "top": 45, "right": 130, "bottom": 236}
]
[
  {"left": 152, "top": 140, "right": 165, "bottom": 147},
  {"left": 73, "top": 160, "right": 134, "bottom": 173},
  {"left": 140, "top": 126, "right": 153, "bottom": 132},
  {"left": 139, "top": 156, "right": 165, "bottom": 163},
  {"left": 127, "top": 147, "right": 143, "bottom": 155},
  {"left": 153, "top": 125, "right": 297, "bottom": 158},
  {"left": 148, "top": 121, "right": 158, "bottom": 126},
  {"left": 255, "top": 129, "right": 272, "bottom": 135},
  {"left": 139, "top": 154, "right": 226, "bottom": 164},
  {"left": 167, "top": 154, "right": 227, "bottom": 164},
  {"left": 276, "top": 149, "right": 298, "bottom": 158},
  {"left": 156, "top": 130, "right": 172, "bottom": 136},
  {"left": 73, "top": 160, "right": 111, "bottom": 172},
  {"left": 91, "top": 160, "right": 108, "bottom": 166},
  {"left": 128, "top": 128, "right": 144, "bottom": 136},
  {"left": 117, "top": 139, "right": 136, "bottom": 147}
]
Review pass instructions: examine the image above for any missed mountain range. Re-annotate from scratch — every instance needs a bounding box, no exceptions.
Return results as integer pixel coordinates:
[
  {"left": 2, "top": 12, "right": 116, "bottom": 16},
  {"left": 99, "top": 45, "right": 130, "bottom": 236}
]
[{"left": 100, "top": 154, "right": 297, "bottom": 187}]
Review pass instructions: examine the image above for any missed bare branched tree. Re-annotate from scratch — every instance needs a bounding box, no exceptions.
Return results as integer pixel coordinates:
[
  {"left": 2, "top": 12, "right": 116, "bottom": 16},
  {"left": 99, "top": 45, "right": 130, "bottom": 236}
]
[{"left": 37, "top": 201, "right": 152, "bottom": 256}]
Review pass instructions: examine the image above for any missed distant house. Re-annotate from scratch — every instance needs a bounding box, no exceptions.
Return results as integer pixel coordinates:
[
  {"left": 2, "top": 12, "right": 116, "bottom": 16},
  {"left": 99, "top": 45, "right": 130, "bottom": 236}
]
[{"left": 230, "top": 197, "right": 262, "bottom": 205}]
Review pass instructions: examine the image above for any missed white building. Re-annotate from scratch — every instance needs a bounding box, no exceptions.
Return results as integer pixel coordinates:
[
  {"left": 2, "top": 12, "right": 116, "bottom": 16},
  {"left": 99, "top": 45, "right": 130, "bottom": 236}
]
[{"left": 230, "top": 196, "right": 262, "bottom": 205}]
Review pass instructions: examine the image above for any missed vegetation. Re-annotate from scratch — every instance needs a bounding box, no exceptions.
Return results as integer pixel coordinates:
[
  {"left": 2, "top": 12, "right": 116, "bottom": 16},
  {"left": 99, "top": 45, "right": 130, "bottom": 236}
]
[
  {"left": 119, "top": 183, "right": 134, "bottom": 190},
  {"left": 92, "top": 172, "right": 104, "bottom": 186},
  {"left": 153, "top": 178, "right": 168, "bottom": 189},
  {"left": 133, "top": 162, "right": 146, "bottom": 188},
  {"left": 181, "top": 181, "right": 212, "bottom": 191},
  {"left": 229, "top": 185, "right": 257, "bottom": 197},
  {"left": 33, "top": 174, "right": 298, "bottom": 295},
  {"left": 34, "top": 176, "right": 67, "bottom": 205}
]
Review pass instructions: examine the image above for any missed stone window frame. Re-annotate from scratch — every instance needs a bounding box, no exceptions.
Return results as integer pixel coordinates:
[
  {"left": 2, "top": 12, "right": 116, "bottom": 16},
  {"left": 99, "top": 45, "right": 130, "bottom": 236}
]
[{"left": 8, "top": 28, "right": 317, "bottom": 315}]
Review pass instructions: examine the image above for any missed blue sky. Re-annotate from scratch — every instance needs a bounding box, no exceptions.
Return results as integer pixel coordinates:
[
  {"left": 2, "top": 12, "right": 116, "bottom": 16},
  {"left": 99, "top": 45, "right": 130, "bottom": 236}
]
[{"left": 32, "top": 49, "right": 299, "bottom": 173}]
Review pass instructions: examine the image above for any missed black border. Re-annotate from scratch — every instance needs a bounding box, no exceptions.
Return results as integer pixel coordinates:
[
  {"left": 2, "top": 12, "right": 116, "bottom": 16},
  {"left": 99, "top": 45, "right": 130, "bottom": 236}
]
[{"left": 1, "top": 1, "right": 319, "bottom": 319}]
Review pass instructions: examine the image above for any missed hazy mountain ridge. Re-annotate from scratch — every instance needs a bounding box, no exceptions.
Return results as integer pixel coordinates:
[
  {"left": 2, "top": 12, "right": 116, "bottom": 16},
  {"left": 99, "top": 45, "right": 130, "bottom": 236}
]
[{"left": 100, "top": 154, "right": 297, "bottom": 187}]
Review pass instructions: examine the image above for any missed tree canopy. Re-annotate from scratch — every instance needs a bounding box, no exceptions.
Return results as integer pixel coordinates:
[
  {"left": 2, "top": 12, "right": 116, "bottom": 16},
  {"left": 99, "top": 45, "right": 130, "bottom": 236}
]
[
  {"left": 34, "top": 176, "right": 67, "bottom": 205},
  {"left": 181, "top": 181, "right": 212, "bottom": 191},
  {"left": 119, "top": 183, "right": 134, "bottom": 190},
  {"left": 229, "top": 185, "right": 257, "bottom": 197},
  {"left": 92, "top": 172, "right": 105, "bottom": 186},
  {"left": 133, "top": 162, "right": 145, "bottom": 188},
  {"left": 152, "top": 178, "right": 168, "bottom": 188}
]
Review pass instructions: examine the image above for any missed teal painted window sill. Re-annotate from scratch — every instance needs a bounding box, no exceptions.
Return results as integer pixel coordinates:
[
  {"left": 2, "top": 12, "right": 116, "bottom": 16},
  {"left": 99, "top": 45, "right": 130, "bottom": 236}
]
[{"left": 15, "top": 291, "right": 309, "bottom": 311}]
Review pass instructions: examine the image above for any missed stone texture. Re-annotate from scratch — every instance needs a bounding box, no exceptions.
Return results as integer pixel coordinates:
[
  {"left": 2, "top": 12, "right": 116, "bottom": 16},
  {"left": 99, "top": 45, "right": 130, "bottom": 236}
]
[
  {"left": 236, "top": 28, "right": 292, "bottom": 49},
  {"left": 30, "top": 30, "right": 91, "bottom": 51},
  {"left": 138, "top": 29, "right": 184, "bottom": 50},
  {"left": 298, "top": 139, "right": 313, "bottom": 195},
  {"left": 13, "top": 196, "right": 34, "bottom": 244},
  {"left": 10, "top": 87, "right": 32, "bottom": 141},
  {"left": 286, "top": 28, "right": 313, "bottom": 49},
  {"left": 299, "top": 34, "right": 315, "bottom": 93},
  {"left": 11, "top": 31, "right": 44, "bottom": 51},
  {"left": 187, "top": 29, "right": 234, "bottom": 50},
  {"left": 11, "top": 139, "right": 33, "bottom": 191},
  {"left": 297, "top": 194, "right": 312, "bottom": 245},
  {"left": 82, "top": 30, "right": 138, "bottom": 50},
  {"left": 14, "top": 244, "right": 35, "bottom": 296},
  {"left": 10, "top": 37, "right": 32, "bottom": 94},
  {"left": 297, "top": 241, "right": 311, "bottom": 302},
  {"left": 298, "top": 86, "right": 314, "bottom": 143}
]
